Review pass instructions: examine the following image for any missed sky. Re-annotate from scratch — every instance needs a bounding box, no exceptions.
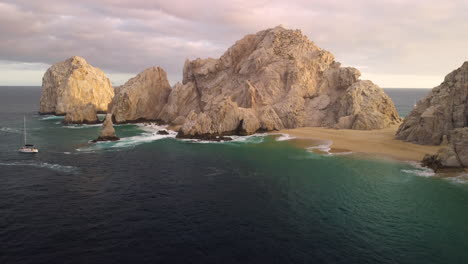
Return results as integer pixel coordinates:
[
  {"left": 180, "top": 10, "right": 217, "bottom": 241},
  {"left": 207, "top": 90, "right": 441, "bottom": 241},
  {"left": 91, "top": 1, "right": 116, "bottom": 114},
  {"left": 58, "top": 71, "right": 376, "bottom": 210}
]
[{"left": 0, "top": 0, "right": 467, "bottom": 88}]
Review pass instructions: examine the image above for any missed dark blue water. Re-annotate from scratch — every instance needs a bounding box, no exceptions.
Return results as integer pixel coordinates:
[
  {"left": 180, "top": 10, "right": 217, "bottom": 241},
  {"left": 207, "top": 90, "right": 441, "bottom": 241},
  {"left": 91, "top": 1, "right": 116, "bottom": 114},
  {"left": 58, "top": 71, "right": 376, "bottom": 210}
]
[
  {"left": 384, "top": 88, "right": 431, "bottom": 117},
  {"left": 1, "top": 86, "right": 468, "bottom": 264}
]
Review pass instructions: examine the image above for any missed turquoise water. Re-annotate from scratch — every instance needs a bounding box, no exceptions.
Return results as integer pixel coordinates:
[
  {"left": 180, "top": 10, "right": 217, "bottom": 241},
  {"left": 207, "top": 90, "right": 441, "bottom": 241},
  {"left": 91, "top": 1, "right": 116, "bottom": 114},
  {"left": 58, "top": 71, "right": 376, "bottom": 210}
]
[{"left": 1, "top": 87, "right": 468, "bottom": 264}]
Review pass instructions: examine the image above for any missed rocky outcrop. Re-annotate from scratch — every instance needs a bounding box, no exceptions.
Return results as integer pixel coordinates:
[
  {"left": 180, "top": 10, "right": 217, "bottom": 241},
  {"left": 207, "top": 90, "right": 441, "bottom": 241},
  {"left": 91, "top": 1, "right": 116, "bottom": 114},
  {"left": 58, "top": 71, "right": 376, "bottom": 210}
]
[
  {"left": 63, "top": 103, "right": 99, "bottom": 124},
  {"left": 158, "top": 26, "right": 400, "bottom": 137},
  {"left": 422, "top": 128, "right": 468, "bottom": 171},
  {"left": 39, "top": 56, "right": 114, "bottom": 116},
  {"left": 396, "top": 62, "right": 468, "bottom": 145},
  {"left": 93, "top": 114, "right": 119, "bottom": 142},
  {"left": 109, "top": 67, "right": 171, "bottom": 123}
]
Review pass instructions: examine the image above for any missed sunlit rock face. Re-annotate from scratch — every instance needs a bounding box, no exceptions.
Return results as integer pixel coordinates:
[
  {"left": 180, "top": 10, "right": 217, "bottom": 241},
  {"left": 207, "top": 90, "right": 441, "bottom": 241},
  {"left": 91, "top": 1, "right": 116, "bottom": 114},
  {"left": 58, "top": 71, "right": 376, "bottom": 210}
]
[
  {"left": 39, "top": 56, "right": 114, "bottom": 116},
  {"left": 109, "top": 67, "right": 171, "bottom": 123},
  {"left": 63, "top": 103, "right": 99, "bottom": 124},
  {"left": 159, "top": 26, "right": 400, "bottom": 137},
  {"left": 93, "top": 114, "right": 119, "bottom": 142},
  {"left": 396, "top": 61, "right": 468, "bottom": 145}
]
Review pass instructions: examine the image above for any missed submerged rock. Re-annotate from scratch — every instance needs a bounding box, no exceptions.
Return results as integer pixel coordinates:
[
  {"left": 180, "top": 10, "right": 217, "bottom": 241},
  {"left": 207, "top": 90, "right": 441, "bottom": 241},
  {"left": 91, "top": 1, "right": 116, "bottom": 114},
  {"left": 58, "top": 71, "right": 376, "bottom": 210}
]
[
  {"left": 158, "top": 26, "right": 400, "bottom": 138},
  {"left": 109, "top": 67, "right": 171, "bottom": 123},
  {"left": 422, "top": 128, "right": 468, "bottom": 171},
  {"left": 63, "top": 103, "right": 99, "bottom": 124},
  {"left": 39, "top": 56, "right": 114, "bottom": 116},
  {"left": 93, "top": 114, "right": 119, "bottom": 142},
  {"left": 396, "top": 61, "right": 468, "bottom": 145},
  {"left": 157, "top": 130, "right": 170, "bottom": 135}
]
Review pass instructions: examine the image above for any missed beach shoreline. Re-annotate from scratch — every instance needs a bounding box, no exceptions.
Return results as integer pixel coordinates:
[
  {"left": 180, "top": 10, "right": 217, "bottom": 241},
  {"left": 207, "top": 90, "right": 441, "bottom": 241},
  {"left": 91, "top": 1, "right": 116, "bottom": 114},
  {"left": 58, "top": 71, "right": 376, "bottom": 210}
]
[{"left": 276, "top": 124, "right": 440, "bottom": 162}]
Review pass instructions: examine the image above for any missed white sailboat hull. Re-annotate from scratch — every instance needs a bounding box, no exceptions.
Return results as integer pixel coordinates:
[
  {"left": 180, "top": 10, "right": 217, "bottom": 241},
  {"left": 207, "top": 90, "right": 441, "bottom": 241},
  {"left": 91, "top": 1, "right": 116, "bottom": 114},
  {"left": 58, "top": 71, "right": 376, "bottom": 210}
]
[{"left": 19, "top": 147, "right": 39, "bottom": 153}]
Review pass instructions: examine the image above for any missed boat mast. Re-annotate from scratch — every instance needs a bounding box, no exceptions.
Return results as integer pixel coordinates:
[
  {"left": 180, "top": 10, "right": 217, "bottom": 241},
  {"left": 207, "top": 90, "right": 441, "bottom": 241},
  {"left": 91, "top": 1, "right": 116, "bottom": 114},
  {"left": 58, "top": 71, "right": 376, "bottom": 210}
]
[{"left": 23, "top": 115, "right": 27, "bottom": 145}]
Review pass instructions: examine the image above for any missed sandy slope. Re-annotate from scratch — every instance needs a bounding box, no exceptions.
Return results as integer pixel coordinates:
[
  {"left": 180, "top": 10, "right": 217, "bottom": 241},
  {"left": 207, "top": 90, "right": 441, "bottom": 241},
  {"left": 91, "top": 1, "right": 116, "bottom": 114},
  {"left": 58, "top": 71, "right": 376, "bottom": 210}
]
[{"left": 278, "top": 124, "right": 440, "bottom": 161}]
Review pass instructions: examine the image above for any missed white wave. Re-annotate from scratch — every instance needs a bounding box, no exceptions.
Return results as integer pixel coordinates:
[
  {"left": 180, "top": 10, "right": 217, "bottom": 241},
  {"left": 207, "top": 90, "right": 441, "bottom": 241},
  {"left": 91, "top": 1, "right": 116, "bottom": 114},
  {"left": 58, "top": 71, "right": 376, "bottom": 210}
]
[
  {"left": 275, "top": 133, "right": 296, "bottom": 141},
  {"left": 306, "top": 141, "right": 332, "bottom": 153},
  {"left": 77, "top": 124, "right": 177, "bottom": 151},
  {"left": 0, "top": 161, "right": 78, "bottom": 173},
  {"left": 446, "top": 173, "right": 468, "bottom": 184},
  {"left": 63, "top": 124, "right": 102, "bottom": 129},
  {"left": 401, "top": 161, "right": 435, "bottom": 177},
  {"left": 0, "top": 127, "right": 21, "bottom": 134},
  {"left": 40, "top": 115, "right": 64, "bottom": 120}
]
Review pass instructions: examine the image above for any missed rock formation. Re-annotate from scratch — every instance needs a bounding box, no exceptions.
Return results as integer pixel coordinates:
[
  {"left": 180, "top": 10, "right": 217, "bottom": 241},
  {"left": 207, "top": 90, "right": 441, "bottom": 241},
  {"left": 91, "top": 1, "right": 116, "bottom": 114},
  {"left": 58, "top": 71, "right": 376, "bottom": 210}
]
[
  {"left": 63, "top": 103, "right": 99, "bottom": 124},
  {"left": 109, "top": 67, "right": 171, "bottom": 123},
  {"left": 160, "top": 26, "right": 400, "bottom": 138},
  {"left": 93, "top": 114, "right": 119, "bottom": 142},
  {"left": 422, "top": 128, "right": 468, "bottom": 171},
  {"left": 396, "top": 61, "right": 468, "bottom": 145},
  {"left": 39, "top": 56, "right": 114, "bottom": 116}
]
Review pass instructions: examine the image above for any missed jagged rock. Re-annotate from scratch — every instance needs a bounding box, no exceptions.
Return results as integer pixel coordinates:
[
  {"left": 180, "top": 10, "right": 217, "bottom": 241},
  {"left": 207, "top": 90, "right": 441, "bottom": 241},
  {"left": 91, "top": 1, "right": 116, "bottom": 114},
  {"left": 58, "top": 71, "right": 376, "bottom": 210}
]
[
  {"left": 93, "top": 114, "right": 119, "bottom": 142},
  {"left": 160, "top": 26, "right": 400, "bottom": 138},
  {"left": 422, "top": 128, "right": 468, "bottom": 171},
  {"left": 63, "top": 103, "right": 99, "bottom": 124},
  {"left": 110, "top": 67, "right": 171, "bottom": 123},
  {"left": 39, "top": 56, "right": 114, "bottom": 116},
  {"left": 157, "top": 130, "right": 169, "bottom": 135},
  {"left": 396, "top": 62, "right": 468, "bottom": 145}
]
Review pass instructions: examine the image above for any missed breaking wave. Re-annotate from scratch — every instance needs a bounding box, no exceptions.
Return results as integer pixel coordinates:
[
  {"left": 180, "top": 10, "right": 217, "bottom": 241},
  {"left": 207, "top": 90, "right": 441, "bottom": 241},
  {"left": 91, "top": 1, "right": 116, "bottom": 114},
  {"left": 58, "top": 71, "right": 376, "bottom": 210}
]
[
  {"left": 446, "top": 173, "right": 468, "bottom": 184},
  {"left": 40, "top": 115, "right": 64, "bottom": 120},
  {"left": 63, "top": 124, "right": 102, "bottom": 129},
  {"left": 275, "top": 133, "right": 296, "bottom": 141},
  {"left": 401, "top": 161, "right": 436, "bottom": 177}
]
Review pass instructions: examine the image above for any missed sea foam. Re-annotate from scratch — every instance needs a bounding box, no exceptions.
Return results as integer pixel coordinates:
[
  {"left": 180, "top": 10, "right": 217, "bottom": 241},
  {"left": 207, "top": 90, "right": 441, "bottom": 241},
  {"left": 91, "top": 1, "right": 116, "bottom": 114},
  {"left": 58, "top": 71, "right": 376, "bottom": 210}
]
[{"left": 401, "top": 161, "right": 436, "bottom": 177}]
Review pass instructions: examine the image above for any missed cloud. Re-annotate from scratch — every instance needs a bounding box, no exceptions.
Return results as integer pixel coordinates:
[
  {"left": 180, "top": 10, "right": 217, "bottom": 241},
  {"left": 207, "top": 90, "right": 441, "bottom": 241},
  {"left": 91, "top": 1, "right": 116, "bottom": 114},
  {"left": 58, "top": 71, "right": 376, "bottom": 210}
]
[{"left": 0, "top": 0, "right": 467, "bottom": 87}]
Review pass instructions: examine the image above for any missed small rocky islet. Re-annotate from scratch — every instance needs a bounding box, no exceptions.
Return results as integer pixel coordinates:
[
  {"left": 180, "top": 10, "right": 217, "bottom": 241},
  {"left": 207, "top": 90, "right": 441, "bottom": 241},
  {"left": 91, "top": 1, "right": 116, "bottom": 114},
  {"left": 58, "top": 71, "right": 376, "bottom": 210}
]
[{"left": 38, "top": 26, "right": 467, "bottom": 170}]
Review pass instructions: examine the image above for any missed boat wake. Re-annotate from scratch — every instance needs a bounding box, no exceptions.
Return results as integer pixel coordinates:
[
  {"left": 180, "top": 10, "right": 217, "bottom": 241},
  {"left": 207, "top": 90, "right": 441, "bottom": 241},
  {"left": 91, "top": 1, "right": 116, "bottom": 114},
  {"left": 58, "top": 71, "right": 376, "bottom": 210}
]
[
  {"left": 0, "top": 127, "right": 21, "bottom": 134},
  {"left": 0, "top": 161, "right": 78, "bottom": 173}
]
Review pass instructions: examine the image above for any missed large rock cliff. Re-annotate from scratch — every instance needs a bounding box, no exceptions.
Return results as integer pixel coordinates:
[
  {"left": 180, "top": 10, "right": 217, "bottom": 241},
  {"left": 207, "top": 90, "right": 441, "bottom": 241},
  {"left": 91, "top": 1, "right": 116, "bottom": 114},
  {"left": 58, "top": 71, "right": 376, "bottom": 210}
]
[
  {"left": 159, "top": 26, "right": 400, "bottom": 137},
  {"left": 39, "top": 56, "right": 114, "bottom": 116},
  {"left": 396, "top": 61, "right": 468, "bottom": 145},
  {"left": 109, "top": 67, "right": 171, "bottom": 123}
]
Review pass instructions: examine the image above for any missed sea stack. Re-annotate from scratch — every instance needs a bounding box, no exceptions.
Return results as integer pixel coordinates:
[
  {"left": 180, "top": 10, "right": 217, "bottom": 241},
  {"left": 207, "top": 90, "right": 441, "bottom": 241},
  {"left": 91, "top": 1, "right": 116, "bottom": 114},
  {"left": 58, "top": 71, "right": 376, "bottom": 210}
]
[
  {"left": 94, "top": 114, "right": 119, "bottom": 142},
  {"left": 396, "top": 61, "right": 468, "bottom": 145},
  {"left": 39, "top": 56, "right": 114, "bottom": 118},
  {"left": 158, "top": 26, "right": 400, "bottom": 139},
  {"left": 109, "top": 67, "right": 171, "bottom": 123}
]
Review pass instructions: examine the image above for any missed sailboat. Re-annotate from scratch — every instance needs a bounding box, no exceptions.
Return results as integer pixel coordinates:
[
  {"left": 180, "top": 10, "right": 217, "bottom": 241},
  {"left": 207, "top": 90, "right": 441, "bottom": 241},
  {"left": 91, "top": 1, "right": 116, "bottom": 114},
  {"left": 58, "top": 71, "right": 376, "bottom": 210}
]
[{"left": 18, "top": 115, "right": 38, "bottom": 153}]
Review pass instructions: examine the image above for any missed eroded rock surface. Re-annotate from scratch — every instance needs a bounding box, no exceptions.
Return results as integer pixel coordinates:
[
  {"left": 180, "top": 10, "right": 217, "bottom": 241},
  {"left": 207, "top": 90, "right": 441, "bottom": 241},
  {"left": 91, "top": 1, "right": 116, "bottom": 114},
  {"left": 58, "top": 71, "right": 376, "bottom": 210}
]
[
  {"left": 63, "top": 103, "right": 99, "bottom": 124},
  {"left": 39, "top": 56, "right": 114, "bottom": 116},
  {"left": 109, "top": 67, "right": 171, "bottom": 123},
  {"left": 159, "top": 26, "right": 400, "bottom": 137},
  {"left": 422, "top": 128, "right": 468, "bottom": 171},
  {"left": 396, "top": 62, "right": 468, "bottom": 145}
]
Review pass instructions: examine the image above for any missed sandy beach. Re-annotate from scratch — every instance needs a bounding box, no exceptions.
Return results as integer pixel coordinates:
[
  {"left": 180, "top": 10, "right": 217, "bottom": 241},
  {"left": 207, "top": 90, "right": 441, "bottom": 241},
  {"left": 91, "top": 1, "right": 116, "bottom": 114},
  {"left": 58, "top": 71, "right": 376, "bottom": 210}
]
[{"left": 278, "top": 124, "right": 440, "bottom": 162}]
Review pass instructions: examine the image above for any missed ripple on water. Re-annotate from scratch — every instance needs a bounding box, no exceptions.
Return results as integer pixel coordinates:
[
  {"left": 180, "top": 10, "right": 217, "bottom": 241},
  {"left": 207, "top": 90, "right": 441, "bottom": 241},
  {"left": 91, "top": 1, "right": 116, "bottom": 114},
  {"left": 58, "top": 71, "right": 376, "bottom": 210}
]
[{"left": 0, "top": 161, "right": 78, "bottom": 174}]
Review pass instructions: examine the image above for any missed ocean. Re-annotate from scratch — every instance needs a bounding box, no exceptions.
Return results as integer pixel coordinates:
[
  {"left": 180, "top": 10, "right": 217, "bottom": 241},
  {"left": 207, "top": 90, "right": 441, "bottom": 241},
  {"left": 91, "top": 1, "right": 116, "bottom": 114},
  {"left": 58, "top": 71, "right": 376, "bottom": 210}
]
[{"left": 1, "top": 87, "right": 468, "bottom": 264}]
